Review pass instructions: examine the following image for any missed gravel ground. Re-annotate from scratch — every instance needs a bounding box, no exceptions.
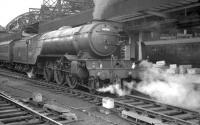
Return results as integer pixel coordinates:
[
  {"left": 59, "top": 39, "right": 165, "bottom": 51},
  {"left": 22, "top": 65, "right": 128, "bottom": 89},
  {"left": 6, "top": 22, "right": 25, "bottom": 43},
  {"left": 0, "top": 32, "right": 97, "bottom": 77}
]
[{"left": 0, "top": 75, "right": 131, "bottom": 125}]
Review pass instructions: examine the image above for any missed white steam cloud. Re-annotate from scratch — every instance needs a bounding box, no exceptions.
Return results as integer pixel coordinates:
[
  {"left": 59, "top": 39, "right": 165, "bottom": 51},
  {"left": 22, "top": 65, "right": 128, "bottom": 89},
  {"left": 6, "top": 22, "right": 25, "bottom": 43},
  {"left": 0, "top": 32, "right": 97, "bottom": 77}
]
[
  {"left": 27, "top": 68, "right": 35, "bottom": 78},
  {"left": 137, "top": 61, "right": 200, "bottom": 109},
  {"left": 97, "top": 60, "right": 200, "bottom": 109},
  {"left": 93, "top": 0, "right": 124, "bottom": 19},
  {"left": 98, "top": 80, "right": 135, "bottom": 96}
]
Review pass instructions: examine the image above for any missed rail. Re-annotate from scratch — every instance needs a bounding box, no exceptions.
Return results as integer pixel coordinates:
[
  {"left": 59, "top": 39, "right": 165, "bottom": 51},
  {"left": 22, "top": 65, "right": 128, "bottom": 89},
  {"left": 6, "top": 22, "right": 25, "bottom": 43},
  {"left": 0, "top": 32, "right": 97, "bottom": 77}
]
[{"left": 0, "top": 68, "right": 199, "bottom": 125}]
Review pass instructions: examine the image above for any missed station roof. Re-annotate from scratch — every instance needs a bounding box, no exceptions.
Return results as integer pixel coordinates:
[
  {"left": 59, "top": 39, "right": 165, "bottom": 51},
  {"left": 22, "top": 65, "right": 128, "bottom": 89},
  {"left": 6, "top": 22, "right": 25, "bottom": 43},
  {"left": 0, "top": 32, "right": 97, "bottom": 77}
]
[
  {"left": 39, "top": 0, "right": 199, "bottom": 33},
  {"left": 110, "top": 0, "right": 199, "bottom": 22}
]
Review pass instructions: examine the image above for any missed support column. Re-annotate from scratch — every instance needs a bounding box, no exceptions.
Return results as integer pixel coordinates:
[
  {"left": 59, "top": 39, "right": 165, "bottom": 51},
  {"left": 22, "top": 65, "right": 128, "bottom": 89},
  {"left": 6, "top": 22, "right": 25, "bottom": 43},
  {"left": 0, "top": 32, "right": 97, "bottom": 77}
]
[
  {"left": 124, "top": 36, "right": 132, "bottom": 60},
  {"left": 130, "top": 35, "right": 136, "bottom": 60},
  {"left": 138, "top": 32, "right": 143, "bottom": 60},
  {"left": 124, "top": 45, "right": 130, "bottom": 60}
]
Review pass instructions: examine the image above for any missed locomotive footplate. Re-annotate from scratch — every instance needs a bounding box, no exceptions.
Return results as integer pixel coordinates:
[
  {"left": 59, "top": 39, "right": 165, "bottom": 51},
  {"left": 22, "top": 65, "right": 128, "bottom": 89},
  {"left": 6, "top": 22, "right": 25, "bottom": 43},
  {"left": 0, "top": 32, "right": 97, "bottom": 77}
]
[{"left": 86, "top": 59, "right": 134, "bottom": 81}]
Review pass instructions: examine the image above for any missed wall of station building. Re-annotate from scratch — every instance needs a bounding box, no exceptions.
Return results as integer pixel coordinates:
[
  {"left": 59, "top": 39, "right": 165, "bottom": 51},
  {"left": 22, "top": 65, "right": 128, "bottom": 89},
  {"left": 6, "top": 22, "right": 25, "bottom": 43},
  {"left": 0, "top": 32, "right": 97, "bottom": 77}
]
[
  {"left": 123, "top": 30, "right": 161, "bottom": 61},
  {"left": 123, "top": 5, "right": 200, "bottom": 61}
]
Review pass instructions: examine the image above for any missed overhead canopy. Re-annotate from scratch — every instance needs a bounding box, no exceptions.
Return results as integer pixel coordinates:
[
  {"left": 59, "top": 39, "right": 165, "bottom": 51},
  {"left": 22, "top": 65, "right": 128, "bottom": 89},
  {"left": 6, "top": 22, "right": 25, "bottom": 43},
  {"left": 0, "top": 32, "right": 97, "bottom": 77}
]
[
  {"left": 39, "top": 0, "right": 199, "bottom": 33},
  {"left": 110, "top": 0, "right": 199, "bottom": 22}
]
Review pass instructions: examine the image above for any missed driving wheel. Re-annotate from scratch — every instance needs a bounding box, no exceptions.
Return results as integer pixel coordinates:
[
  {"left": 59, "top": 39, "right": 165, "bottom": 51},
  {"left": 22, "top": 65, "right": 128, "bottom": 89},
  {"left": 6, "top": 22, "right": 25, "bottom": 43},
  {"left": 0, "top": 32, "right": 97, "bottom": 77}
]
[
  {"left": 66, "top": 75, "right": 78, "bottom": 89},
  {"left": 44, "top": 62, "right": 54, "bottom": 82}
]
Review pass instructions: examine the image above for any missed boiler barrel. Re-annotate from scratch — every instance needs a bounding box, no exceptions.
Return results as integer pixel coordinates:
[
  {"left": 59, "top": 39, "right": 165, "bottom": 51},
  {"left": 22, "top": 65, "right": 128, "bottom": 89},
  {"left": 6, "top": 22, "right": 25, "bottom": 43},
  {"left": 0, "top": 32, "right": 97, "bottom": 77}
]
[
  {"left": 39, "top": 21, "right": 121, "bottom": 57},
  {"left": 40, "top": 26, "right": 80, "bottom": 55}
]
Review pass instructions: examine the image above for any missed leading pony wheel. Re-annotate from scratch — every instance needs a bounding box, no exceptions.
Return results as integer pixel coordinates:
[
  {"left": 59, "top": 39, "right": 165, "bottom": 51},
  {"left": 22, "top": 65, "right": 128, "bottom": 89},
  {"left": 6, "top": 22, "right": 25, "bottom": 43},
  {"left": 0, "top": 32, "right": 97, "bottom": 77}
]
[{"left": 89, "top": 77, "right": 96, "bottom": 94}]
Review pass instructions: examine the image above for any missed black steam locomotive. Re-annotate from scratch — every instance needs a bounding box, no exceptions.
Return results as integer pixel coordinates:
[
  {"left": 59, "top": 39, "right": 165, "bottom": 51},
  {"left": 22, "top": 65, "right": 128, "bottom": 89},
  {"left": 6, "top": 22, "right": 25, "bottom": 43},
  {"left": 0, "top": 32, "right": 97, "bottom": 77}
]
[{"left": 0, "top": 20, "right": 134, "bottom": 93}]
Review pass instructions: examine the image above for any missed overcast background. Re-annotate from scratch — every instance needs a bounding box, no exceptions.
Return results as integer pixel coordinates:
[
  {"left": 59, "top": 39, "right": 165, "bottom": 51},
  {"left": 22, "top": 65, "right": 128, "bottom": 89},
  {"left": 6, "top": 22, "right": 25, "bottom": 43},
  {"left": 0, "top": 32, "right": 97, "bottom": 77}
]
[{"left": 0, "top": 0, "right": 42, "bottom": 27}]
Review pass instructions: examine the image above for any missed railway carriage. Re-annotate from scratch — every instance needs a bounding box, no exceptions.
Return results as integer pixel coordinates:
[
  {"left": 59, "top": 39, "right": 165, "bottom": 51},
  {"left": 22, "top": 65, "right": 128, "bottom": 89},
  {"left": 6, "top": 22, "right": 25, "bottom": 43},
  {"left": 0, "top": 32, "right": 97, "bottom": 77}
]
[
  {"left": 142, "top": 37, "right": 200, "bottom": 67},
  {"left": 0, "top": 40, "right": 12, "bottom": 63}
]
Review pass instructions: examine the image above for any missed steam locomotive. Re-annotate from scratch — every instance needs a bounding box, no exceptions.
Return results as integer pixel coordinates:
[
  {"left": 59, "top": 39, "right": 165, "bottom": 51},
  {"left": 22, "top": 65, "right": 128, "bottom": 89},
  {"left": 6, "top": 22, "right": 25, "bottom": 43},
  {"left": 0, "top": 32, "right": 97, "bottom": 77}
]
[{"left": 0, "top": 20, "right": 134, "bottom": 93}]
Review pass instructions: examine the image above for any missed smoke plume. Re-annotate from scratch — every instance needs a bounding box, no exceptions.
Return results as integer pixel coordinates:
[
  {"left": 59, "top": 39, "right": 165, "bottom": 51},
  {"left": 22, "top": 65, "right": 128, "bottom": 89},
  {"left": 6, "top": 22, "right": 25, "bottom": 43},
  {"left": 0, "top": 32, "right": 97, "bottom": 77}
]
[
  {"left": 97, "top": 60, "right": 200, "bottom": 109},
  {"left": 93, "top": 0, "right": 124, "bottom": 19}
]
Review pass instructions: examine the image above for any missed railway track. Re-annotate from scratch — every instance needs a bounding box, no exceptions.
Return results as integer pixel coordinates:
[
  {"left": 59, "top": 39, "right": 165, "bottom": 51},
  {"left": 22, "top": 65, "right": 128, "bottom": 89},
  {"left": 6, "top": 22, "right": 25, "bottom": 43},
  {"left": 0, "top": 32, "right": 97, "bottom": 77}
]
[
  {"left": 0, "top": 68, "right": 199, "bottom": 125},
  {"left": 0, "top": 91, "right": 79, "bottom": 125},
  {"left": 116, "top": 95, "right": 200, "bottom": 125}
]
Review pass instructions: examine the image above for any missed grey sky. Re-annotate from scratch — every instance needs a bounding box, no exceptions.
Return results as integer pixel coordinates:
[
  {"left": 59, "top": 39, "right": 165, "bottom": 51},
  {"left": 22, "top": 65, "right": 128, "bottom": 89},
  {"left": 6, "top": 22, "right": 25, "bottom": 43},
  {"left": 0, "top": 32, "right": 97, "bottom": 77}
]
[{"left": 0, "top": 0, "right": 42, "bottom": 27}]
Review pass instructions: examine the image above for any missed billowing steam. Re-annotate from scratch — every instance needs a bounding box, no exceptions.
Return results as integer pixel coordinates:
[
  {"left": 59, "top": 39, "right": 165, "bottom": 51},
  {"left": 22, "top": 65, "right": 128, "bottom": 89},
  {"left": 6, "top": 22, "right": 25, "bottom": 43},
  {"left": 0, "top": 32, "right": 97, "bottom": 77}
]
[
  {"left": 137, "top": 61, "right": 200, "bottom": 109},
  {"left": 93, "top": 0, "right": 124, "bottom": 19},
  {"left": 98, "top": 80, "right": 135, "bottom": 96},
  {"left": 27, "top": 68, "right": 35, "bottom": 78},
  {"left": 98, "top": 60, "right": 200, "bottom": 109}
]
